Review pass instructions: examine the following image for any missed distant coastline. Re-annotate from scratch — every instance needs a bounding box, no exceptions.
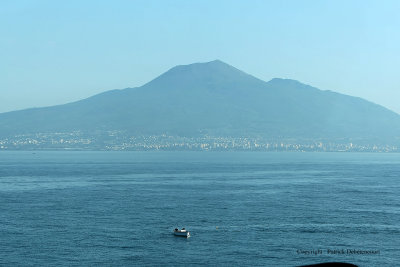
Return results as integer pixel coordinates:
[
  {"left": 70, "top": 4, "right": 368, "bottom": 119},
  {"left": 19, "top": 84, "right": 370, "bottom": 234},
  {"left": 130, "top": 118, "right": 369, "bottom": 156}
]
[
  {"left": 2, "top": 61, "right": 400, "bottom": 150},
  {"left": 1, "top": 131, "right": 397, "bottom": 152}
]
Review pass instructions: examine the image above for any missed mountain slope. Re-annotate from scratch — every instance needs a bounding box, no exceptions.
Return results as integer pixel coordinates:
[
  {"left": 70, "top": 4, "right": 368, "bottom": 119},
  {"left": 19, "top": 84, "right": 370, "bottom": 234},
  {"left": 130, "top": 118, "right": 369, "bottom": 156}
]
[{"left": 1, "top": 60, "right": 400, "bottom": 142}]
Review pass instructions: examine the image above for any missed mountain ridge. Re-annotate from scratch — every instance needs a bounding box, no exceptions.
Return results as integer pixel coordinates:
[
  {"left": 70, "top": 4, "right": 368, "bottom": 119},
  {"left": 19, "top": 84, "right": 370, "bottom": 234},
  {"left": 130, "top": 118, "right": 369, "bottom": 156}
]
[{"left": 0, "top": 60, "right": 399, "bottom": 144}]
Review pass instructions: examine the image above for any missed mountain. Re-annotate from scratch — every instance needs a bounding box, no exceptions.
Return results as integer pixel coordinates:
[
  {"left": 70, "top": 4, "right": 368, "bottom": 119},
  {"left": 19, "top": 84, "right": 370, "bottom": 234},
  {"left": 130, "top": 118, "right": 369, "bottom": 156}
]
[{"left": 1, "top": 60, "right": 400, "bottom": 144}]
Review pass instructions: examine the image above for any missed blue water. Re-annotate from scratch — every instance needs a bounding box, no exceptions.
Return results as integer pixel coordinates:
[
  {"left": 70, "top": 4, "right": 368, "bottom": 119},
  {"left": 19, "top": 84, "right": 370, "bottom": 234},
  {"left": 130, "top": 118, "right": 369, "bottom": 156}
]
[{"left": 0, "top": 151, "right": 399, "bottom": 266}]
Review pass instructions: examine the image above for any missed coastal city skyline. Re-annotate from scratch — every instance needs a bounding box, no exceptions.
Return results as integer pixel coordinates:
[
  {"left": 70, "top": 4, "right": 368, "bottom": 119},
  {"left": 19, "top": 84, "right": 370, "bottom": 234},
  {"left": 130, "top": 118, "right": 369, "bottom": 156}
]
[{"left": 1, "top": 2, "right": 399, "bottom": 266}]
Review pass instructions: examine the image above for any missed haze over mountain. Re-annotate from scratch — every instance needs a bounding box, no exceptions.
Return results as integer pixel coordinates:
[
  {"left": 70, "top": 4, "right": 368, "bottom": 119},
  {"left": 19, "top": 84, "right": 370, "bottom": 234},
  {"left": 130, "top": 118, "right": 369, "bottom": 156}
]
[{"left": 1, "top": 60, "right": 400, "bottom": 144}]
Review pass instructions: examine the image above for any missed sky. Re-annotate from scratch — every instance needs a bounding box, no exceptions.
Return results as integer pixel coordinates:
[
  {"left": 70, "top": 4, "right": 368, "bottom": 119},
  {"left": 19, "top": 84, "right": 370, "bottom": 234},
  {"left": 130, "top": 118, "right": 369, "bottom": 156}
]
[{"left": 1, "top": 0, "right": 400, "bottom": 114}]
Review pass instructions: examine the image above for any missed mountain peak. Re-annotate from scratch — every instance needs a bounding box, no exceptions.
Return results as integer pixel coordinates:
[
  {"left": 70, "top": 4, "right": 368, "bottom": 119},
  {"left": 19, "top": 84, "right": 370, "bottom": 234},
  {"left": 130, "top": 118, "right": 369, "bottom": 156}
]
[
  {"left": 1, "top": 60, "right": 400, "bottom": 144},
  {"left": 200, "top": 59, "right": 231, "bottom": 67},
  {"left": 142, "top": 59, "right": 264, "bottom": 90},
  {"left": 194, "top": 59, "right": 226, "bottom": 65},
  {"left": 170, "top": 59, "right": 237, "bottom": 72}
]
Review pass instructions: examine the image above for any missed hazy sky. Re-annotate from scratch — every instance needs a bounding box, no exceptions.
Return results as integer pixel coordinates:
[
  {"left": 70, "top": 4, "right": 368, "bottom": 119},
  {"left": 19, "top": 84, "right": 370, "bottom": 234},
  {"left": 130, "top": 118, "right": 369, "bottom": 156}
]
[{"left": 1, "top": 0, "right": 399, "bottom": 113}]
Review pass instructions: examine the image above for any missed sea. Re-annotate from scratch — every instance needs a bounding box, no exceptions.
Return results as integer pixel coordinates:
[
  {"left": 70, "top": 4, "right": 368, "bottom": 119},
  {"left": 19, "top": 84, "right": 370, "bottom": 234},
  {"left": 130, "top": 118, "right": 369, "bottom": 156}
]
[{"left": 0, "top": 151, "right": 399, "bottom": 266}]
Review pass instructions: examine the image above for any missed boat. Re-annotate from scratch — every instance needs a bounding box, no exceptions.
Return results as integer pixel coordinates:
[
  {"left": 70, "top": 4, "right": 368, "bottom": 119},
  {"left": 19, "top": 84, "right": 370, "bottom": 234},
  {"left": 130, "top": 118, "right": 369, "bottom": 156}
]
[{"left": 173, "top": 228, "right": 190, "bottom": 238}]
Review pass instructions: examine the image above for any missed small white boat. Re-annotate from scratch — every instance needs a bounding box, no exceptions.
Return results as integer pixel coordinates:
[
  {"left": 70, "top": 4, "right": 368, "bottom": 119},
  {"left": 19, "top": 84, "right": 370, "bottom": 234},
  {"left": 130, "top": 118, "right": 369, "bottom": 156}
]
[{"left": 173, "top": 228, "right": 190, "bottom": 238}]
